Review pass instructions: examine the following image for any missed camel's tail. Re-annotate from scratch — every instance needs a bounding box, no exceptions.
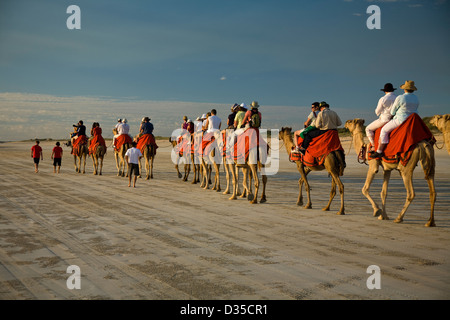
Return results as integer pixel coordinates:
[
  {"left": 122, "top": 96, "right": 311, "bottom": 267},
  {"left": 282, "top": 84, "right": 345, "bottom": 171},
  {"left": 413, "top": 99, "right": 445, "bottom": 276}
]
[
  {"left": 333, "top": 150, "right": 346, "bottom": 176},
  {"left": 419, "top": 140, "right": 435, "bottom": 180}
]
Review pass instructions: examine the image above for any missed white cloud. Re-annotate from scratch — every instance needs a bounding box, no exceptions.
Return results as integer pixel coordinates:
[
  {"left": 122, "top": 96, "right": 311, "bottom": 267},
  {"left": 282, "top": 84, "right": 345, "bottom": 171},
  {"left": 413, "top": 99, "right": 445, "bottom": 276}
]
[{"left": 220, "top": 76, "right": 227, "bottom": 81}]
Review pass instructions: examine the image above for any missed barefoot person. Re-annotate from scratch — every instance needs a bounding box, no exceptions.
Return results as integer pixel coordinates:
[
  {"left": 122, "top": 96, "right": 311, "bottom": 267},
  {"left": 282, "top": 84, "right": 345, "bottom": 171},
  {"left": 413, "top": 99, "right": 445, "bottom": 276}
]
[
  {"left": 125, "top": 141, "right": 143, "bottom": 187},
  {"left": 51, "top": 141, "right": 63, "bottom": 173},
  {"left": 31, "top": 140, "right": 44, "bottom": 173}
]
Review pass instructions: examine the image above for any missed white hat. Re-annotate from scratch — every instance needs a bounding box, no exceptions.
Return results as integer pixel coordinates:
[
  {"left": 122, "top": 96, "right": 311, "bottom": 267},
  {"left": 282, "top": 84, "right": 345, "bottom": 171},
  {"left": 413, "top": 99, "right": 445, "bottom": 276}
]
[
  {"left": 201, "top": 114, "right": 207, "bottom": 119},
  {"left": 118, "top": 118, "right": 122, "bottom": 121},
  {"left": 187, "top": 119, "right": 192, "bottom": 123},
  {"left": 196, "top": 116, "right": 201, "bottom": 121},
  {"left": 240, "top": 103, "right": 247, "bottom": 108},
  {"left": 122, "top": 118, "right": 127, "bottom": 123},
  {"left": 141, "top": 117, "right": 146, "bottom": 122}
]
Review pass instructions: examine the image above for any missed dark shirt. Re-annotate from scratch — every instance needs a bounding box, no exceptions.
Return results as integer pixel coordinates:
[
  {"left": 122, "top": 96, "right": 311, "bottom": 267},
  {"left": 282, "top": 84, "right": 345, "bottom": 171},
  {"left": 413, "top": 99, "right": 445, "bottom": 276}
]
[
  {"left": 141, "top": 122, "right": 154, "bottom": 135},
  {"left": 76, "top": 125, "right": 86, "bottom": 136},
  {"left": 227, "top": 113, "right": 236, "bottom": 128}
]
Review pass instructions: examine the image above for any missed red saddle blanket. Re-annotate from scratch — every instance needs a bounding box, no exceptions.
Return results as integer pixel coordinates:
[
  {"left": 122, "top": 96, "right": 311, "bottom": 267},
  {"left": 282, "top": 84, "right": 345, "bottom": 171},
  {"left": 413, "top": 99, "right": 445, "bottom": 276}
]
[
  {"left": 228, "top": 128, "right": 268, "bottom": 163},
  {"left": 88, "top": 135, "right": 107, "bottom": 155},
  {"left": 292, "top": 130, "right": 343, "bottom": 166},
  {"left": 115, "top": 134, "right": 133, "bottom": 152},
  {"left": 73, "top": 135, "right": 88, "bottom": 156},
  {"left": 176, "top": 134, "right": 193, "bottom": 156},
  {"left": 370, "top": 113, "right": 434, "bottom": 165},
  {"left": 136, "top": 134, "right": 158, "bottom": 154}
]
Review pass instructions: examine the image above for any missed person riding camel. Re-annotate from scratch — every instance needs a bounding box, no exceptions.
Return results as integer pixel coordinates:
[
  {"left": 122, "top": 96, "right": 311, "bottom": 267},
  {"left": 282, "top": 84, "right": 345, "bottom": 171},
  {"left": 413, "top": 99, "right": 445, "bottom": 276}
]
[
  {"left": 297, "top": 101, "right": 342, "bottom": 154},
  {"left": 233, "top": 103, "right": 247, "bottom": 132},
  {"left": 294, "top": 102, "right": 320, "bottom": 150},
  {"left": 370, "top": 80, "right": 419, "bottom": 159},
  {"left": 241, "top": 101, "right": 262, "bottom": 129},
  {"left": 227, "top": 104, "right": 239, "bottom": 129},
  {"left": 70, "top": 120, "right": 87, "bottom": 153},
  {"left": 89, "top": 122, "right": 107, "bottom": 155},
  {"left": 366, "top": 83, "right": 397, "bottom": 151}
]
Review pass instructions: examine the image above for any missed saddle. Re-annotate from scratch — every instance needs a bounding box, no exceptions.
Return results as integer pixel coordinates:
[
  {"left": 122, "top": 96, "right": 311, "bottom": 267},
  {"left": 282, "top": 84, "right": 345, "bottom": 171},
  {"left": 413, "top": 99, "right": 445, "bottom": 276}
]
[
  {"left": 115, "top": 134, "right": 133, "bottom": 152},
  {"left": 291, "top": 130, "right": 343, "bottom": 167},
  {"left": 369, "top": 113, "right": 434, "bottom": 165},
  {"left": 136, "top": 133, "right": 158, "bottom": 154},
  {"left": 72, "top": 135, "right": 88, "bottom": 156}
]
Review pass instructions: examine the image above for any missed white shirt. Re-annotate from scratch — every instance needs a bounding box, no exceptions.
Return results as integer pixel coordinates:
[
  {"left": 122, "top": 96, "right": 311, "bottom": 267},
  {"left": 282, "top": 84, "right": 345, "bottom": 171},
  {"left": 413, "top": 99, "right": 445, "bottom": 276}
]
[
  {"left": 118, "top": 122, "right": 130, "bottom": 135},
  {"left": 194, "top": 120, "right": 203, "bottom": 132},
  {"left": 375, "top": 92, "right": 397, "bottom": 122},
  {"left": 207, "top": 115, "right": 221, "bottom": 133},
  {"left": 391, "top": 93, "right": 419, "bottom": 123},
  {"left": 125, "top": 147, "right": 142, "bottom": 164}
]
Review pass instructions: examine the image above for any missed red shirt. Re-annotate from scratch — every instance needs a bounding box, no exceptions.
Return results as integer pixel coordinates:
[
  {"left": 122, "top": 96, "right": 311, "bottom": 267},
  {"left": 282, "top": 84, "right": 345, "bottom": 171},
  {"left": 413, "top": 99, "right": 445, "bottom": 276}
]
[
  {"left": 31, "top": 145, "right": 42, "bottom": 158},
  {"left": 52, "top": 146, "right": 63, "bottom": 158}
]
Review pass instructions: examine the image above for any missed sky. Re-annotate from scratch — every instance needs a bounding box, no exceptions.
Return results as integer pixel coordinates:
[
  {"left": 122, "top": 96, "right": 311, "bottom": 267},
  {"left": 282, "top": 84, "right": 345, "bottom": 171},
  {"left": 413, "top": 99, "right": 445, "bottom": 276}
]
[{"left": 0, "top": 0, "right": 449, "bottom": 141}]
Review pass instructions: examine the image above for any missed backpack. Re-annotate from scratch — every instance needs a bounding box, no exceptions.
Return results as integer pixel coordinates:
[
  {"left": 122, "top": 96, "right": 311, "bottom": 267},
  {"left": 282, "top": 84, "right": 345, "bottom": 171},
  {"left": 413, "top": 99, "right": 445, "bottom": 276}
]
[{"left": 250, "top": 109, "right": 260, "bottom": 128}]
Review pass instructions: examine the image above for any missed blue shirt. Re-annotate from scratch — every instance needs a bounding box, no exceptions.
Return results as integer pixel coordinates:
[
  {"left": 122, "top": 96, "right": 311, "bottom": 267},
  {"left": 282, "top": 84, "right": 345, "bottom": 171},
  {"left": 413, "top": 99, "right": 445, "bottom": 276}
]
[
  {"left": 390, "top": 93, "right": 419, "bottom": 123},
  {"left": 141, "top": 122, "right": 154, "bottom": 135}
]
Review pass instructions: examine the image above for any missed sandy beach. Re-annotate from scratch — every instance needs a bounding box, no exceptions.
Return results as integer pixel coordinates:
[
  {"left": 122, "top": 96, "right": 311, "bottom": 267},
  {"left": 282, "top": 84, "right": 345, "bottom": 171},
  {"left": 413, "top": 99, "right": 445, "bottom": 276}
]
[{"left": 0, "top": 135, "right": 449, "bottom": 300}]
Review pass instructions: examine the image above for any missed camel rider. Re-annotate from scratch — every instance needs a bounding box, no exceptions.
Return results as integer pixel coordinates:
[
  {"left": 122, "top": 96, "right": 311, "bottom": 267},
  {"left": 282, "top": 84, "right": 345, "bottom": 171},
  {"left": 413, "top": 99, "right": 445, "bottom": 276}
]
[
  {"left": 241, "top": 101, "right": 262, "bottom": 129},
  {"left": 70, "top": 120, "right": 86, "bottom": 147},
  {"left": 233, "top": 103, "right": 247, "bottom": 133},
  {"left": 370, "top": 80, "right": 419, "bottom": 159},
  {"left": 140, "top": 117, "right": 154, "bottom": 136},
  {"left": 294, "top": 102, "right": 320, "bottom": 151},
  {"left": 227, "top": 104, "right": 239, "bottom": 129},
  {"left": 297, "top": 102, "right": 342, "bottom": 153}
]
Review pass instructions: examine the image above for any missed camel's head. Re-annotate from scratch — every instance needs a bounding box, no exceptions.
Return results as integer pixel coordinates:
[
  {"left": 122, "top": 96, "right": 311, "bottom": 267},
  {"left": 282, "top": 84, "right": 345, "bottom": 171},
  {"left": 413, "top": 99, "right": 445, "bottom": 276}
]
[
  {"left": 430, "top": 114, "right": 450, "bottom": 132},
  {"left": 279, "top": 127, "right": 292, "bottom": 140},
  {"left": 345, "top": 119, "right": 365, "bottom": 133}
]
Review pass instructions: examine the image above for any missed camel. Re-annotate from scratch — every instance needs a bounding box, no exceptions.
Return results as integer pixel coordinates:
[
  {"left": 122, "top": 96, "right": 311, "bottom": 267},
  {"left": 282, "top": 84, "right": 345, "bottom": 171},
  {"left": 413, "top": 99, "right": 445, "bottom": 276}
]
[
  {"left": 114, "top": 142, "right": 130, "bottom": 177},
  {"left": 278, "top": 127, "right": 345, "bottom": 214},
  {"left": 430, "top": 114, "right": 450, "bottom": 155},
  {"left": 200, "top": 132, "right": 221, "bottom": 192},
  {"left": 139, "top": 143, "right": 156, "bottom": 180},
  {"left": 90, "top": 144, "right": 106, "bottom": 175},
  {"left": 72, "top": 143, "right": 88, "bottom": 174},
  {"left": 345, "top": 119, "right": 436, "bottom": 227},
  {"left": 169, "top": 136, "right": 193, "bottom": 182},
  {"left": 226, "top": 130, "right": 267, "bottom": 204}
]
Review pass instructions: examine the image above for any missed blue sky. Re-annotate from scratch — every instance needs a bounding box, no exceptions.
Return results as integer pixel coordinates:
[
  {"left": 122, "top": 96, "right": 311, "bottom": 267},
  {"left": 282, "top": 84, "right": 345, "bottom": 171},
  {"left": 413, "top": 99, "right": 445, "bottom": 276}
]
[{"left": 0, "top": 0, "right": 449, "bottom": 140}]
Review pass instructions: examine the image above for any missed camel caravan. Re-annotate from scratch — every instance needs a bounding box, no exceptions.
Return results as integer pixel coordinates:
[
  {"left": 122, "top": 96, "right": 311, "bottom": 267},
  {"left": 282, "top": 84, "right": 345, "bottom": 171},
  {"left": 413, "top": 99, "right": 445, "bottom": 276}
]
[{"left": 61, "top": 81, "right": 447, "bottom": 227}]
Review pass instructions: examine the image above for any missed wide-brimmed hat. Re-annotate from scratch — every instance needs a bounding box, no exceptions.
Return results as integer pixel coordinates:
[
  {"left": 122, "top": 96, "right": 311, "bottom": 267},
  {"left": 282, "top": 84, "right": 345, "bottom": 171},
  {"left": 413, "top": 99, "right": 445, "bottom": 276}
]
[
  {"left": 400, "top": 80, "right": 417, "bottom": 91},
  {"left": 201, "top": 114, "right": 207, "bottom": 119},
  {"left": 143, "top": 116, "right": 150, "bottom": 121},
  {"left": 319, "top": 101, "right": 329, "bottom": 108},
  {"left": 251, "top": 101, "right": 259, "bottom": 108},
  {"left": 123, "top": 118, "right": 127, "bottom": 123},
  {"left": 380, "top": 83, "right": 396, "bottom": 92}
]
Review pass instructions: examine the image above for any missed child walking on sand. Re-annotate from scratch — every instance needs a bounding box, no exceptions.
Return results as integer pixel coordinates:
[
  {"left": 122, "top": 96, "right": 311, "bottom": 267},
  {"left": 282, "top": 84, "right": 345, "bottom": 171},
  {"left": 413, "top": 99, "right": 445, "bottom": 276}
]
[
  {"left": 51, "top": 142, "right": 63, "bottom": 173},
  {"left": 31, "top": 140, "right": 44, "bottom": 173}
]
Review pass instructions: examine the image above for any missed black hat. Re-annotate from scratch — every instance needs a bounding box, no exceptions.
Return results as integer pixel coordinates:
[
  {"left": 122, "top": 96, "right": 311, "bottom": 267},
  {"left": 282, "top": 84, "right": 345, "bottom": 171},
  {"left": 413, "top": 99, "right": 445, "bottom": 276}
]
[{"left": 381, "top": 83, "right": 396, "bottom": 92}]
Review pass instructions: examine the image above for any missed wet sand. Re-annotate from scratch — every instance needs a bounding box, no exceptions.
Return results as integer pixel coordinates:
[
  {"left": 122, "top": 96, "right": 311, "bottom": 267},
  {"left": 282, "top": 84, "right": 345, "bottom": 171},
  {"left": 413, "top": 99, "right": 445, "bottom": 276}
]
[{"left": 0, "top": 136, "right": 449, "bottom": 300}]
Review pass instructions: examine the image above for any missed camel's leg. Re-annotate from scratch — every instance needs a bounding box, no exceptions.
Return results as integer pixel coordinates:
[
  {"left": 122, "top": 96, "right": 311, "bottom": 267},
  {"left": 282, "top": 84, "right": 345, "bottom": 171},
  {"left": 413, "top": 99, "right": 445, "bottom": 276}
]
[
  {"left": 260, "top": 173, "right": 267, "bottom": 203},
  {"left": 114, "top": 152, "right": 120, "bottom": 174},
  {"left": 240, "top": 167, "right": 249, "bottom": 198},
  {"left": 394, "top": 170, "right": 415, "bottom": 224},
  {"left": 74, "top": 155, "right": 78, "bottom": 172},
  {"left": 99, "top": 155, "right": 103, "bottom": 175},
  {"left": 82, "top": 153, "right": 86, "bottom": 174},
  {"left": 322, "top": 178, "right": 336, "bottom": 211},
  {"left": 214, "top": 163, "right": 221, "bottom": 192},
  {"left": 250, "top": 165, "right": 259, "bottom": 204},
  {"left": 329, "top": 172, "right": 345, "bottom": 215},
  {"left": 379, "top": 170, "right": 391, "bottom": 220},
  {"left": 93, "top": 156, "right": 98, "bottom": 175},
  {"left": 425, "top": 175, "right": 436, "bottom": 227},
  {"left": 362, "top": 162, "right": 382, "bottom": 217},
  {"left": 301, "top": 167, "right": 312, "bottom": 209},
  {"left": 223, "top": 161, "right": 231, "bottom": 194},
  {"left": 297, "top": 177, "right": 304, "bottom": 206},
  {"left": 229, "top": 164, "right": 237, "bottom": 200},
  {"left": 150, "top": 156, "right": 154, "bottom": 179},
  {"left": 146, "top": 158, "right": 150, "bottom": 180}
]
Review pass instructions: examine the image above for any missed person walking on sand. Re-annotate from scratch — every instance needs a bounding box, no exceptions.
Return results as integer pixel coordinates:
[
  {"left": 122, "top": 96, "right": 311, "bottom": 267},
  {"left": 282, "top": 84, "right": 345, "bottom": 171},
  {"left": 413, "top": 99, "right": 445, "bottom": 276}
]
[
  {"left": 31, "top": 140, "right": 43, "bottom": 173},
  {"left": 125, "top": 141, "right": 143, "bottom": 187},
  {"left": 51, "top": 141, "right": 63, "bottom": 173}
]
